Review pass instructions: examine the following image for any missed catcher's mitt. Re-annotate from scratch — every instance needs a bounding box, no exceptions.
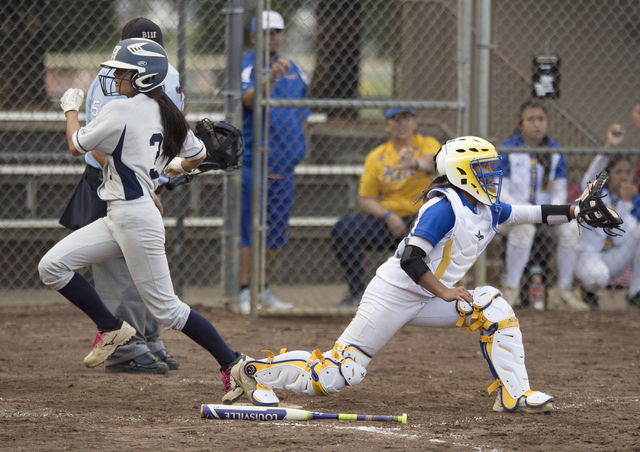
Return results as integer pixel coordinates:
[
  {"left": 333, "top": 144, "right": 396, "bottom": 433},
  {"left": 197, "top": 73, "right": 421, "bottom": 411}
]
[
  {"left": 195, "top": 119, "right": 244, "bottom": 172},
  {"left": 575, "top": 171, "right": 624, "bottom": 237}
]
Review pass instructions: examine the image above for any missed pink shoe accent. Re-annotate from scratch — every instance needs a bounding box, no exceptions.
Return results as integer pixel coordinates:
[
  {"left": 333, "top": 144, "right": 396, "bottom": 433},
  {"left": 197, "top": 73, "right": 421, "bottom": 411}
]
[
  {"left": 221, "top": 367, "right": 234, "bottom": 393},
  {"left": 92, "top": 332, "right": 105, "bottom": 349}
]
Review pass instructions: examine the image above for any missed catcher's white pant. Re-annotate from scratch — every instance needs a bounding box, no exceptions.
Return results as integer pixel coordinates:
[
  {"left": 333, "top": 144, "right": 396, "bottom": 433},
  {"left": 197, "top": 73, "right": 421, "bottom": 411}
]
[
  {"left": 504, "top": 222, "right": 579, "bottom": 289},
  {"left": 575, "top": 227, "right": 640, "bottom": 296},
  {"left": 39, "top": 197, "right": 191, "bottom": 330},
  {"left": 337, "top": 276, "right": 463, "bottom": 354}
]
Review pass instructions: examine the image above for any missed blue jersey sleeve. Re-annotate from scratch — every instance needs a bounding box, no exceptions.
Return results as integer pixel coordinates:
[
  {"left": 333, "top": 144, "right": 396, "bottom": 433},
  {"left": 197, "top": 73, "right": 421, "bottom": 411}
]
[
  {"left": 497, "top": 201, "right": 512, "bottom": 224},
  {"left": 412, "top": 197, "right": 456, "bottom": 246}
]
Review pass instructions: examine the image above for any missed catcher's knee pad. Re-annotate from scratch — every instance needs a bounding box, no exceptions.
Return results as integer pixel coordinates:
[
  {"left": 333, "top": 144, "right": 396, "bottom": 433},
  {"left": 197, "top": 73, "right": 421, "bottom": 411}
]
[
  {"left": 507, "top": 223, "right": 535, "bottom": 248},
  {"left": 330, "top": 342, "right": 372, "bottom": 368},
  {"left": 246, "top": 347, "right": 368, "bottom": 397},
  {"left": 456, "top": 286, "right": 538, "bottom": 411}
]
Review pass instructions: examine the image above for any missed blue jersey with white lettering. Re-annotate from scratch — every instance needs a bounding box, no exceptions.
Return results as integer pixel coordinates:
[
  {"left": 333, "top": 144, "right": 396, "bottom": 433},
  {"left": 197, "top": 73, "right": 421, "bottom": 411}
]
[{"left": 241, "top": 49, "right": 310, "bottom": 175}]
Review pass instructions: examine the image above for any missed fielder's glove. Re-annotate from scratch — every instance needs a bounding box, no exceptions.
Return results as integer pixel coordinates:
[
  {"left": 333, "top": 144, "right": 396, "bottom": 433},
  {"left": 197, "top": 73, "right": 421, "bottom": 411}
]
[
  {"left": 163, "top": 157, "right": 188, "bottom": 178},
  {"left": 575, "top": 171, "right": 624, "bottom": 236},
  {"left": 60, "top": 88, "right": 84, "bottom": 113}
]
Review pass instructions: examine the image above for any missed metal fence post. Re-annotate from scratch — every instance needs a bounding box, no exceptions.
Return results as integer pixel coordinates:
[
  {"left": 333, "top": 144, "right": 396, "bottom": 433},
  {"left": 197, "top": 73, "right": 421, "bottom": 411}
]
[
  {"left": 174, "top": 0, "right": 189, "bottom": 298},
  {"left": 250, "top": 0, "right": 265, "bottom": 315},
  {"left": 472, "top": 0, "right": 492, "bottom": 287},
  {"left": 457, "top": 0, "right": 472, "bottom": 137},
  {"left": 221, "top": 0, "right": 244, "bottom": 311}
]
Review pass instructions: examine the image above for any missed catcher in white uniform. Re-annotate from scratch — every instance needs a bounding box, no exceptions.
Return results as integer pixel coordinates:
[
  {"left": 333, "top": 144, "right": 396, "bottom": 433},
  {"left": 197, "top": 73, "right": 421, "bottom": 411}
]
[
  {"left": 225, "top": 136, "right": 622, "bottom": 413},
  {"left": 38, "top": 38, "right": 250, "bottom": 399}
]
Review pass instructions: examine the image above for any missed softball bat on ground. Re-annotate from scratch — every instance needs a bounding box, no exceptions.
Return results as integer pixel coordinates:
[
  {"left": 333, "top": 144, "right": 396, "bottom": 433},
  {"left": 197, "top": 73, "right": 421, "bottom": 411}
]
[{"left": 201, "top": 404, "right": 407, "bottom": 424}]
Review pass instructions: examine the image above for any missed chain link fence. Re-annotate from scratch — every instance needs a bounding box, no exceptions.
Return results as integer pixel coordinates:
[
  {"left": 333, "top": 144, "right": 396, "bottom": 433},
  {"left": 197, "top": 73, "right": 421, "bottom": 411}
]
[{"left": 1, "top": 0, "right": 639, "bottom": 313}]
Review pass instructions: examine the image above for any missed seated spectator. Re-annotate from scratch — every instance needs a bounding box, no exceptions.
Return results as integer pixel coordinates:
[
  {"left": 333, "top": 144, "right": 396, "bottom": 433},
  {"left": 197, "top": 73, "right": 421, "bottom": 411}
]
[
  {"left": 331, "top": 109, "right": 440, "bottom": 307},
  {"left": 497, "top": 101, "right": 589, "bottom": 311},
  {"left": 575, "top": 124, "right": 640, "bottom": 308}
]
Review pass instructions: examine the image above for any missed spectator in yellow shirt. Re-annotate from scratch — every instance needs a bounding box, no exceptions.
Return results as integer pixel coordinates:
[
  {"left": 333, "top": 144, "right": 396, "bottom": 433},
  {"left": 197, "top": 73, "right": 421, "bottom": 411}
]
[{"left": 331, "top": 109, "right": 440, "bottom": 306}]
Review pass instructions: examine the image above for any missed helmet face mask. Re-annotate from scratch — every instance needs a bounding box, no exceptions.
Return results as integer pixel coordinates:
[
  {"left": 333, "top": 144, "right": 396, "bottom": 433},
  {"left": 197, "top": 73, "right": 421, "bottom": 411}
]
[
  {"left": 99, "top": 38, "right": 168, "bottom": 96},
  {"left": 98, "top": 68, "right": 135, "bottom": 96},
  {"left": 435, "top": 136, "right": 503, "bottom": 206},
  {"left": 469, "top": 156, "right": 502, "bottom": 205}
]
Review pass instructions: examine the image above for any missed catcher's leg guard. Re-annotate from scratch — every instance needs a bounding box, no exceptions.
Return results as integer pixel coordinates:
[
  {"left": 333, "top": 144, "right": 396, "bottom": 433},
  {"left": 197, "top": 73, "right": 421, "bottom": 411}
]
[
  {"left": 456, "top": 286, "right": 554, "bottom": 414},
  {"left": 242, "top": 346, "right": 370, "bottom": 406}
]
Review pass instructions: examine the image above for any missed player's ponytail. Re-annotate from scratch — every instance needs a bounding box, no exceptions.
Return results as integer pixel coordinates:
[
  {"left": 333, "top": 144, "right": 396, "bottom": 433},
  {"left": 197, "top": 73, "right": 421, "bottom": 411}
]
[{"left": 145, "top": 88, "right": 188, "bottom": 161}]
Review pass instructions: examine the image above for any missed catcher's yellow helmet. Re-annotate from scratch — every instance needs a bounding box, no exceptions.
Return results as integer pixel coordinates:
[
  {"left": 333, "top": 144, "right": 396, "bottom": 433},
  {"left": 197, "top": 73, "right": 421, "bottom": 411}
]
[{"left": 435, "top": 136, "right": 502, "bottom": 206}]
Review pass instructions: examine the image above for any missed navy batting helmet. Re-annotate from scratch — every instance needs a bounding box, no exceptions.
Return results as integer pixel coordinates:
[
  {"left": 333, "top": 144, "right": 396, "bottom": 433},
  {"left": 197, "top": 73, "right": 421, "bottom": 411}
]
[{"left": 99, "top": 38, "right": 168, "bottom": 95}]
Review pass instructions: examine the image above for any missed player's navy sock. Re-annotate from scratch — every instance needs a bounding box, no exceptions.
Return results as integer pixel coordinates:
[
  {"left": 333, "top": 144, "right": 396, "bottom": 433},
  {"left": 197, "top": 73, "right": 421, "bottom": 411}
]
[
  {"left": 58, "top": 272, "right": 119, "bottom": 331},
  {"left": 181, "top": 310, "right": 237, "bottom": 367}
]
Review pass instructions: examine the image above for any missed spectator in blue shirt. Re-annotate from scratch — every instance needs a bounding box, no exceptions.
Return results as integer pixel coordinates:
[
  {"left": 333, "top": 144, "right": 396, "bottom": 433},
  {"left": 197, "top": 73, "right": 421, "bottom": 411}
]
[{"left": 239, "top": 10, "right": 311, "bottom": 314}]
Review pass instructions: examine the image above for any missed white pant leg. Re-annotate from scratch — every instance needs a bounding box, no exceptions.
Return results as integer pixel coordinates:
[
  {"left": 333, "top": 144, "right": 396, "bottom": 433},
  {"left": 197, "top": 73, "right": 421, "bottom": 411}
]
[
  {"left": 108, "top": 198, "right": 191, "bottom": 331},
  {"left": 336, "top": 276, "right": 432, "bottom": 357},
  {"left": 39, "top": 218, "right": 123, "bottom": 290}
]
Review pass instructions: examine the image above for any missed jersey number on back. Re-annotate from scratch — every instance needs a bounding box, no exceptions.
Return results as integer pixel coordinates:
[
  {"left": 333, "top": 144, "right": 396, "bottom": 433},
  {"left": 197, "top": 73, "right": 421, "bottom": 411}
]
[{"left": 149, "top": 133, "right": 163, "bottom": 180}]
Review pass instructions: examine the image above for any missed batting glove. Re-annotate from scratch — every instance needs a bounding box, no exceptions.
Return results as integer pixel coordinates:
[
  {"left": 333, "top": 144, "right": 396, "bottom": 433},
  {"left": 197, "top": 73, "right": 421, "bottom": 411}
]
[
  {"left": 164, "top": 157, "right": 188, "bottom": 178},
  {"left": 60, "top": 88, "right": 84, "bottom": 113}
]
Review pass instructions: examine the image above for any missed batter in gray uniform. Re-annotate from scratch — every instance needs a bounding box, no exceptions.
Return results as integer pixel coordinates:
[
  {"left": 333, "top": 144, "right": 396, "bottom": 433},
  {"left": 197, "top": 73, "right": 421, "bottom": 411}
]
[
  {"left": 39, "top": 38, "right": 250, "bottom": 402},
  {"left": 59, "top": 18, "right": 183, "bottom": 373}
]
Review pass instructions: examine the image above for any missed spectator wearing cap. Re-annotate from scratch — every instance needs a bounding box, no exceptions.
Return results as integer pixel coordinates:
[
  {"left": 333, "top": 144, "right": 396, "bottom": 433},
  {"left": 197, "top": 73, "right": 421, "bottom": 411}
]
[
  {"left": 238, "top": 10, "right": 311, "bottom": 313},
  {"left": 331, "top": 109, "right": 440, "bottom": 307},
  {"left": 58, "top": 18, "right": 183, "bottom": 374}
]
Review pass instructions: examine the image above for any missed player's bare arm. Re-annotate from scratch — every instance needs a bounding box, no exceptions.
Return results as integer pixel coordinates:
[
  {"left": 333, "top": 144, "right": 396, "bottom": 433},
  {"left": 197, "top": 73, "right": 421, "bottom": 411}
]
[
  {"left": 418, "top": 272, "right": 473, "bottom": 303},
  {"left": 164, "top": 154, "right": 207, "bottom": 178},
  {"left": 64, "top": 111, "right": 83, "bottom": 156},
  {"left": 60, "top": 88, "right": 84, "bottom": 156},
  {"left": 91, "top": 150, "right": 106, "bottom": 167}
]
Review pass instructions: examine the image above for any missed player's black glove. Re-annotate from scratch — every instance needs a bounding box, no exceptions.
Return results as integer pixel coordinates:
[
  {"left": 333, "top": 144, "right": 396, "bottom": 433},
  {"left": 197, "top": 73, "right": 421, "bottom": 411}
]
[
  {"left": 194, "top": 119, "right": 244, "bottom": 172},
  {"left": 575, "top": 171, "right": 624, "bottom": 237}
]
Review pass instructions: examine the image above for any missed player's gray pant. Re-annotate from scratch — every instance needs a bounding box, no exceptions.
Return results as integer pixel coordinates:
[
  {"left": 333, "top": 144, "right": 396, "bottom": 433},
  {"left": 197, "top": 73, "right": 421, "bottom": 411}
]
[
  {"left": 93, "top": 257, "right": 165, "bottom": 366},
  {"left": 39, "top": 197, "right": 191, "bottom": 330}
]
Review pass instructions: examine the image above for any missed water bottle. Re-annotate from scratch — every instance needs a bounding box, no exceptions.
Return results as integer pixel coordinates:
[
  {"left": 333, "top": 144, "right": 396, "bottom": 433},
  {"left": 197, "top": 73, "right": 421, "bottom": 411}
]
[{"left": 528, "top": 266, "right": 546, "bottom": 311}]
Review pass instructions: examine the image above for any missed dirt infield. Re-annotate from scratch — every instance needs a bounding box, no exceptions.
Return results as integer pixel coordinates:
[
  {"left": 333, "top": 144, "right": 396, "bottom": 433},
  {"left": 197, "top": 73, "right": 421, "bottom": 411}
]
[{"left": 1, "top": 302, "right": 640, "bottom": 451}]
